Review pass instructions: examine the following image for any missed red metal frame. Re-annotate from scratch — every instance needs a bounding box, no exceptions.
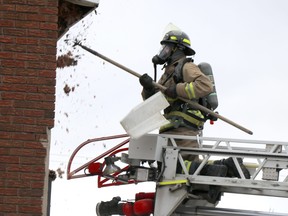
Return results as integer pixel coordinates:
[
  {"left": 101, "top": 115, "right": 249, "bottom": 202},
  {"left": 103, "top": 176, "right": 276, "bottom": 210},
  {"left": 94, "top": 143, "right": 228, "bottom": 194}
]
[{"left": 67, "top": 134, "right": 138, "bottom": 187}]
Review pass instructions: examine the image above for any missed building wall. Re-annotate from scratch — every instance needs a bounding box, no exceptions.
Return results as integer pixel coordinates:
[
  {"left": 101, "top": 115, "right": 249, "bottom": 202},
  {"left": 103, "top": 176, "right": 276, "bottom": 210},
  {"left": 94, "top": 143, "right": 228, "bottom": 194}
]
[{"left": 0, "top": 1, "right": 58, "bottom": 215}]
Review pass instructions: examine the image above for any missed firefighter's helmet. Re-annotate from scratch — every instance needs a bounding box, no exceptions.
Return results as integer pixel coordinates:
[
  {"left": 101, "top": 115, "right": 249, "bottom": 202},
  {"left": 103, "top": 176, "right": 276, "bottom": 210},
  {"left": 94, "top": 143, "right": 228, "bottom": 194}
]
[{"left": 161, "top": 30, "right": 195, "bottom": 56}]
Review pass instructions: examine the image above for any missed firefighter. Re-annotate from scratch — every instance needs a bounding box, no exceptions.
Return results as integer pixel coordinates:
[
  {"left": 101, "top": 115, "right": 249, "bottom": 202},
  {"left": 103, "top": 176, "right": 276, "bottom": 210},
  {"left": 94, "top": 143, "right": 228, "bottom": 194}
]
[
  {"left": 139, "top": 30, "right": 212, "bottom": 161},
  {"left": 139, "top": 30, "right": 250, "bottom": 180}
]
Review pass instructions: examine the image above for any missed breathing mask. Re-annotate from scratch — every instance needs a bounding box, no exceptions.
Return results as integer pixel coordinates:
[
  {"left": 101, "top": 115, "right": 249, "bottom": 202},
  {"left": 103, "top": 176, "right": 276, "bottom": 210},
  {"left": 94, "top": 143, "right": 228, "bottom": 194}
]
[{"left": 152, "top": 43, "right": 174, "bottom": 65}]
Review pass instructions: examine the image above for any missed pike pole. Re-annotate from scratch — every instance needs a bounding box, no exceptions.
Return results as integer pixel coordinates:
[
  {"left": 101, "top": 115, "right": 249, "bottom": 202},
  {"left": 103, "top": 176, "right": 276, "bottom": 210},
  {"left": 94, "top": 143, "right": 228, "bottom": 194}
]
[{"left": 75, "top": 42, "right": 253, "bottom": 135}]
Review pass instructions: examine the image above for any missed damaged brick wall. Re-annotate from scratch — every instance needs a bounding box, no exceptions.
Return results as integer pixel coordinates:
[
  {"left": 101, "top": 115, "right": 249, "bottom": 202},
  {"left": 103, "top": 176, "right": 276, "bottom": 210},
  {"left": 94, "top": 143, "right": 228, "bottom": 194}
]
[
  {"left": 0, "top": 1, "right": 58, "bottom": 215},
  {"left": 58, "top": 0, "right": 93, "bottom": 38}
]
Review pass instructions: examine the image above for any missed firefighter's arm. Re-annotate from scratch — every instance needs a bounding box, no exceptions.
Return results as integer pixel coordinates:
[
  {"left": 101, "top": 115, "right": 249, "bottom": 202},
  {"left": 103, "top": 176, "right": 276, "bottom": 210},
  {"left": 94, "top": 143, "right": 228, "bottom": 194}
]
[{"left": 176, "top": 62, "right": 213, "bottom": 99}]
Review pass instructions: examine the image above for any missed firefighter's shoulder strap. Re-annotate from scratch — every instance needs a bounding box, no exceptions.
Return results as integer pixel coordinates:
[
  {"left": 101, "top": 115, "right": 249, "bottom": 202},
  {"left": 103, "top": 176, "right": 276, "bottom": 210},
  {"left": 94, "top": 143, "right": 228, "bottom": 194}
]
[{"left": 173, "top": 58, "right": 192, "bottom": 83}]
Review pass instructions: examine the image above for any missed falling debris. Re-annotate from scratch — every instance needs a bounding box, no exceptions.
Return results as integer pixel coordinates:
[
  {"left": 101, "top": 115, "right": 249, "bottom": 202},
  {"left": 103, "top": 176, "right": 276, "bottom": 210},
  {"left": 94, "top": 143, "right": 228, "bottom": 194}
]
[
  {"left": 63, "top": 84, "right": 71, "bottom": 95},
  {"left": 57, "top": 51, "right": 78, "bottom": 68},
  {"left": 63, "top": 83, "right": 76, "bottom": 95},
  {"left": 56, "top": 168, "right": 65, "bottom": 179}
]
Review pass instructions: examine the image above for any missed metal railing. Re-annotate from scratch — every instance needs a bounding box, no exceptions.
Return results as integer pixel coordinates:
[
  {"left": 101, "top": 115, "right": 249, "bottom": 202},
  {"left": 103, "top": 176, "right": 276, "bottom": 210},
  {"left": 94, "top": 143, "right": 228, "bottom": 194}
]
[{"left": 159, "top": 134, "right": 288, "bottom": 198}]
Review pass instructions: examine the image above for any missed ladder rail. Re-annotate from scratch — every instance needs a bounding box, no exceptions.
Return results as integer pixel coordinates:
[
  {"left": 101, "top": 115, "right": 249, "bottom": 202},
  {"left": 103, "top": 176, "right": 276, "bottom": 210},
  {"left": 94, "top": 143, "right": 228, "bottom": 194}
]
[{"left": 158, "top": 134, "right": 288, "bottom": 199}]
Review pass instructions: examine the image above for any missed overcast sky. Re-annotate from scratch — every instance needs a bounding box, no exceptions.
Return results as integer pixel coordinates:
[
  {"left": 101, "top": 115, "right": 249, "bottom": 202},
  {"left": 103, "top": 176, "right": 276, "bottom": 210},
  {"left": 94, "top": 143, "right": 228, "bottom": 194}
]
[{"left": 50, "top": 0, "right": 288, "bottom": 215}]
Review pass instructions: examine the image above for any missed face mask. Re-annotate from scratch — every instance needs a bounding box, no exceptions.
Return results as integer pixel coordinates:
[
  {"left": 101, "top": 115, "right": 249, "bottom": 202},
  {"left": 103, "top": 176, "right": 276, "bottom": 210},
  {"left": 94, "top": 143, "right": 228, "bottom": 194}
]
[{"left": 152, "top": 44, "right": 174, "bottom": 65}]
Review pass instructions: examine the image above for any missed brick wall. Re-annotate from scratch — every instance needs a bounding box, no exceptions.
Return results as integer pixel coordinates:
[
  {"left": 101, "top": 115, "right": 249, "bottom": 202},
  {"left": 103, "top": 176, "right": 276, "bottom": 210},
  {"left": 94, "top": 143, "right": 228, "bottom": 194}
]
[{"left": 0, "top": 1, "right": 58, "bottom": 215}]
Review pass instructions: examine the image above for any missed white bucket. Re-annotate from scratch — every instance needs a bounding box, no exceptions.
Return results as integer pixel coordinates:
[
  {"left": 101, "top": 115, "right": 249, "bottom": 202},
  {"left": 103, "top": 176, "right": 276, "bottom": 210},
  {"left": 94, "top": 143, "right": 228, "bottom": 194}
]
[{"left": 120, "top": 92, "right": 170, "bottom": 139}]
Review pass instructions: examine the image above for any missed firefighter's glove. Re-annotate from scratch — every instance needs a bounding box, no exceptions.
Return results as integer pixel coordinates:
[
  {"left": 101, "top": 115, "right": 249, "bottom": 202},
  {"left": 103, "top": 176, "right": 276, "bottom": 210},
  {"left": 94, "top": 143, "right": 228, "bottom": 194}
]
[
  {"left": 139, "top": 74, "right": 154, "bottom": 90},
  {"left": 164, "top": 85, "right": 178, "bottom": 99}
]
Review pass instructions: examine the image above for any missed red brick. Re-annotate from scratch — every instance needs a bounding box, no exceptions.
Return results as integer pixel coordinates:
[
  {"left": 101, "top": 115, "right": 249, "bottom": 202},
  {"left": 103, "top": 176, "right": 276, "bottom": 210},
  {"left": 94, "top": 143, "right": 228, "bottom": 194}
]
[
  {"left": 2, "top": 76, "right": 27, "bottom": 84},
  {"left": 12, "top": 116, "right": 35, "bottom": 125},
  {"left": 14, "top": 53, "right": 42, "bottom": 61},
  {"left": 0, "top": 51, "right": 14, "bottom": 59},
  {"left": 6, "top": 179, "right": 30, "bottom": 188},
  {"left": 39, "top": 7, "right": 57, "bottom": 15},
  {"left": 0, "top": 132, "right": 11, "bottom": 139},
  {"left": 4, "top": 196, "right": 40, "bottom": 205},
  {"left": 0, "top": 107, "right": 22, "bottom": 116},
  {"left": 27, "top": 45, "right": 45, "bottom": 54},
  {"left": 0, "top": 20, "right": 15, "bottom": 27},
  {"left": 0, "top": 204, "right": 17, "bottom": 212},
  {"left": 27, "top": 29, "right": 49, "bottom": 38},
  {"left": 1, "top": 59, "right": 26, "bottom": 68},
  {"left": 27, "top": 0, "right": 48, "bottom": 6},
  {"left": 1, "top": 92, "right": 27, "bottom": 100},
  {"left": 30, "top": 181, "right": 44, "bottom": 189},
  {"left": 12, "top": 133, "right": 36, "bottom": 141},
  {"left": 0, "top": 4, "right": 16, "bottom": 11},
  {"left": 16, "top": 37, "right": 38, "bottom": 45},
  {"left": 0, "top": 155, "right": 20, "bottom": 163},
  {"left": 29, "top": 77, "right": 55, "bottom": 85},
  {"left": 23, "top": 141, "right": 44, "bottom": 148},
  {"left": 15, "top": 20, "right": 39, "bottom": 29},
  {"left": 37, "top": 118, "right": 54, "bottom": 126},
  {"left": 16, "top": 5, "right": 39, "bottom": 13},
  {"left": 4, "top": 0, "right": 27, "bottom": 4},
  {"left": 0, "top": 188, "right": 18, "bottom": 196},
  {"left": 16, "top": 68, "right": 38, "bottom": 76},
  {"left": 44, "top": 14, "right": 58, "bottom": 23},
  {"left": 3, "top": 43, "right": 27, "bottom": 52},
  {"left": 18, "top": 188, "right": 43, "bottom": 197},
  {"left": 0, "top": 100, "right": 14, "bottom": 107},
  {"left": 47, "top": 0, "right": 58, "bottom": 7},
  {"left": 46, "top": 46, "right": 57, "bottom": 55},
  {"left": 6, "top": 163, "right": 44, "bottom": 173},
  {"left": 0, "top": 83, "right": 37, "bottom": 93},
  {"left": 0, "top": 139, "right": 13, "bottom": 147},
  {"left": 20, "top": 156, "right": 45, "bottom": 165},
  {"left": 1, "top": 11, "right": 27, "bottom": 20},
  {"left": 26, "top": 13, "right": 46, "bottom": 22},
  {"left": 26, "top": 93, "right": 54, "bottom": 102},
  {"left": 3, "top": 28, "right": 27, "bottom": 37},
  {"left": 38, "top": 69, "right": 55, "bottom": 78},
  {"left": 0, "top": 147, "right": 10, "bottom": 155},
  {"left": 9, "top": 148, "right": 36, "bottom": 157},
  {"left": 22, "top": 109, "right": 44, "bottom": 117},
  {"left": 37, "top": 85, "right": 55, "bottom": 94},
  {"left": 0, "top": 36, "right": 15, "bottom": 43},
  {"left": 3, "top": 140, "right": 24, "bottom": 148},
  {"left": 0, "top": 116, "right": 12, "bottom": 124},
  {"left": 0, "top": 124, "right": 23, "bottom": 133},
  {"left": 0, "top": 172, "right": 20, "bottom": 180},
  {"left": 40, "top": 22, "right": 57, "bottom": 30},
  {"left": 25, "top": 60, "right": 45, "bottom": 69},
  {"left": 0, "top": 179, "right": 4, "bottom": 187},
  {"left": 22, "top": 125, "right": 46, "bottom": 133},
  {"left": 19, "top": 204, "right": 42, "bottom": 213},
  {"left": 14, "top": 100, "right": 54, "bottom": 109},
  {"left": 20, "top": 172, "right": 44, "bottom": 181}
]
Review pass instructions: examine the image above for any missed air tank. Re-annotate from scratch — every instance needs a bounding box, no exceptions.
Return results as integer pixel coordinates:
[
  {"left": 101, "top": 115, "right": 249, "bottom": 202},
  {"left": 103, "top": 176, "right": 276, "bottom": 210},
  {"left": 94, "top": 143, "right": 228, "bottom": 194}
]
[{"left": 198, "top": 62, "right": 218, "bottom": 110}]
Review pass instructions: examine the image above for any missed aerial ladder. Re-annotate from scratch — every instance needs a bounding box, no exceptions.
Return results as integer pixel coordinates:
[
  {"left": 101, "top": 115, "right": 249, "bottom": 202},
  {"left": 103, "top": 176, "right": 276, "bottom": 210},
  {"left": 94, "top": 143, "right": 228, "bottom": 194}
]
[{"left": 67, "top": 133, "right": 288, "bottom": 216}]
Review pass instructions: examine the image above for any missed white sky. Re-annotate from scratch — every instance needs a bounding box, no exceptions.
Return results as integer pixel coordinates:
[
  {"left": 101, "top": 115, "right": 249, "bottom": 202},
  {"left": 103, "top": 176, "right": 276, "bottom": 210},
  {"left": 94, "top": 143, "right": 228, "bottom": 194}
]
[{"left": 50, "top": 0, "right": 288, "bottom": 215}]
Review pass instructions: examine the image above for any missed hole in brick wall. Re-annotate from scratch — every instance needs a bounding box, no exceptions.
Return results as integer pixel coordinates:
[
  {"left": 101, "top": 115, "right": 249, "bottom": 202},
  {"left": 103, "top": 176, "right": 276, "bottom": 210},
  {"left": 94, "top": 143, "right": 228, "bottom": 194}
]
[{"left": 58, "top": 0, "right": 94, "bottom": 38}]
